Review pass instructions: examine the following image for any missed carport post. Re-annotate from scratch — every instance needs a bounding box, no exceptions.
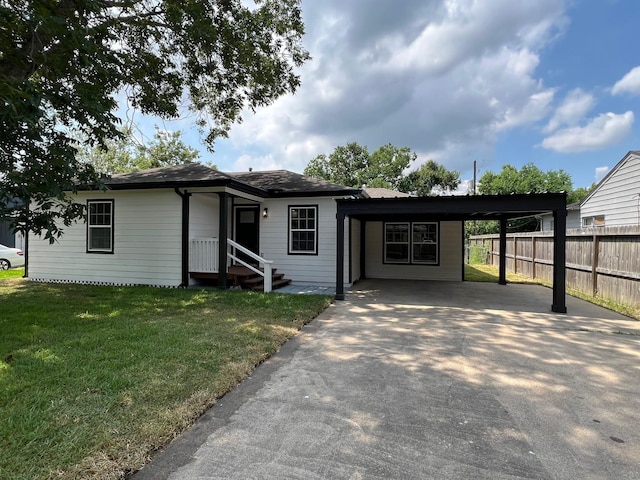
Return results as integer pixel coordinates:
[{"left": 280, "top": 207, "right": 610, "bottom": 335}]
[
  {"left": 552, "top": 208, "right": 567, "bottom": 313},
  {"left": 498, "top": 218, "right": 507, "bottom": 285},
  {"left": 336, "top": 211, "right": 345, "bottom": 300}
]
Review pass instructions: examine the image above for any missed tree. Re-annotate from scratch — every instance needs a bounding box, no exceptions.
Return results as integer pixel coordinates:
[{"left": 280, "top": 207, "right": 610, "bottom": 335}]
[
  {"left": 476, "top": 163, "right": 576, "bottom": 233},
  {"left": 79, "top": 127, "right": 202, "bottom": 175},
  {"left": 400, "top": 160, "right": 461, "bottom": 196},
  {"left": 304, "top": 143, "right": 460, "bottom": 195},
  {"left": 478, "top": 163, "right": 573, "bottom": 195},
  {"left": 304, "top": 143, "right": 372, "bottom": 188},
  {"left": 0, "top": 0, "right": 309, "bottom": 241},
  {"left": 567, "top": 183, "right": 596, "bottom": 204}
]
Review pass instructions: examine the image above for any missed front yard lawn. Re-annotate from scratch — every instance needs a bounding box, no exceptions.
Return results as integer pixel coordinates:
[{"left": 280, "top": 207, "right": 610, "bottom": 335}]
[{"left": 0, "top": 278, "right": 331, "bottom": 479}]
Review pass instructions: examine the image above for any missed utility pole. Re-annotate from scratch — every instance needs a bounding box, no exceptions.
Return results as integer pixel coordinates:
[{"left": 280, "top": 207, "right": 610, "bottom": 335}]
[{"left": 473, "top": 159, "right": 477, "bottom": 195}]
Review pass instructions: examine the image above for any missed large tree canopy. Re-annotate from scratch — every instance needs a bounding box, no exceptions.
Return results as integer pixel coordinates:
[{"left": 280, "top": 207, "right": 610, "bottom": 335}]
[
  {"left": 304, "top": 143, "right": 460, "bottom": 196},
  {"left": 0, "top": 0, "right": 309, "bottom": 241}
]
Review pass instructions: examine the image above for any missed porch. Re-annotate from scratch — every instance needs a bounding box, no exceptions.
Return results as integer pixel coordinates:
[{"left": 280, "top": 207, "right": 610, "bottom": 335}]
[{"left": 188, "top": 237, "right": 291, "bottom": 292}]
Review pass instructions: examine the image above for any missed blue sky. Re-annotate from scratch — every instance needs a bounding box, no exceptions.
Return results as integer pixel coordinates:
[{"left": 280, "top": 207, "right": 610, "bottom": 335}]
[{"left": 122, "top": 0, "right": 640, "bottom": 192}]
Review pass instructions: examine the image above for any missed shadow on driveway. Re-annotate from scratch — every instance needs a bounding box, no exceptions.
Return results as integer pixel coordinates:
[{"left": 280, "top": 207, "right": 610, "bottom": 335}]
[{"left": 135, "top": 280, "right": 640, "bottom": 479}]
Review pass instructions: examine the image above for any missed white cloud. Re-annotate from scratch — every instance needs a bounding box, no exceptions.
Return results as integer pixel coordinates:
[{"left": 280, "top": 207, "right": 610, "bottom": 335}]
[
  {"left": 595, "top": 166, "right": 610, "bottom": 181},
  {"left": 221, "top": 0, "right": 570, "bottom": 174},
  {"left": 496, "top": 89, "right": 555, "bottom": 130},
  {"left": 540, "top": 111, "right": 634, "bottom": 153},
  {"left": 612, "top": 66, "right": 640, "bottom": 95},
  {"left": 544, "top": 88, "right": 595, "bottom": 133}
]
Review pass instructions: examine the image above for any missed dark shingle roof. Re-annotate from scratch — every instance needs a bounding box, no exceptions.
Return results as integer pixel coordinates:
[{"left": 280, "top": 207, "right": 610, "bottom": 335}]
[
  {"left": 104, "top": 164, "right": 361, "bottom": 197},
  {"left": 228, "top": 170, "right": 360, "bottom": 196},
  {"left": 106, "top": 163, "right": 234, "bottom": 187}
]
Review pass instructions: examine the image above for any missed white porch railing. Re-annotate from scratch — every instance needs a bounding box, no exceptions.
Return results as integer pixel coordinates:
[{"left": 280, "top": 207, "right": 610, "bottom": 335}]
[
  {"left": 227, "top": 239, "right": 273, "bottom": 293},
  {"left": 189, "top": 237, "right": 274, "bottom": 293},
  {"left": 190, "top": 237, "right": 220, "bottom": 273}
]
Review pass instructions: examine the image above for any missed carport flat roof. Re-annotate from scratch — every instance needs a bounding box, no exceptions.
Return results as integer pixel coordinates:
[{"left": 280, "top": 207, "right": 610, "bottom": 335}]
[{"left": 336, "top": 192, "right": 567, "bottom": 221}]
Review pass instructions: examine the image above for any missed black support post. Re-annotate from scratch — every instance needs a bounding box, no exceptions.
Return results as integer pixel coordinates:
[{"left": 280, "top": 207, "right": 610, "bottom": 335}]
[
  {"left": 360, "top": 220, "right": 366, "bottom": 280},
  {"left": 218, "top": 192, "right": 229, "bottom": 289},
  {"left": 552, "top": 208, "right": 567, "bottom": 313},
  {"left": 174, "top": 188, "right": 190, "bottom": 287},
  {"left": 498, "top": 217, "right": 507, "bottom": 285}
]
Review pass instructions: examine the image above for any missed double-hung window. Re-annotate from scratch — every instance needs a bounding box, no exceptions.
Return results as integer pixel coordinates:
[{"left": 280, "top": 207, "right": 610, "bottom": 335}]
[
  {"left": 289, "top": 205, "right": 318, "bottom": 254},
  {"left": 384, "top": 222, "right": 438, "bottom": 265},
  {"left": 87, "top": 200, "right": 114, "bottom": 253}
]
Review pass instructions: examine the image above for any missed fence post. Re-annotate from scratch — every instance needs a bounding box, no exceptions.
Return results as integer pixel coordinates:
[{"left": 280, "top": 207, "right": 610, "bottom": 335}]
[
  {"left": 592, "top": 233, "right": 599, "bottom": 296},
  {"left": 514, "top": 236, "right": 518, "bottom": 274},
  {"left": 531, "top": 235, "right": 536, "bottom": 279},
  {"left": 499, "top": 218, "right": 507, "bottom": 285}
]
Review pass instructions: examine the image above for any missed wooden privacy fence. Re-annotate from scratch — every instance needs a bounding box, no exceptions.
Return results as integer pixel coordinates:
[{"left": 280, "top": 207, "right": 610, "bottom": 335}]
[{"left": 469, "top": 226, "right": 640, "bottom": 307}]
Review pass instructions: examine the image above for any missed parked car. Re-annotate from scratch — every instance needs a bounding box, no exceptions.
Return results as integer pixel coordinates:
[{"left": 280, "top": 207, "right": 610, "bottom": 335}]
[{"left": 0, "top": 244, "right": 25, "bottom": 269}]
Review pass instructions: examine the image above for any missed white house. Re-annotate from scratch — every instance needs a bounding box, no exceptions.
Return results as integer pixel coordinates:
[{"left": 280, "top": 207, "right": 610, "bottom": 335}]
[
  {"left": 580, "top": 150, "right": 640, "bottom": 228},
  {"left": 27, "top": 163, "right": 569, "bottom": 311},
  {"left": 28, "top": 164, "right": 465, "bottom": 290},
  {"left": 538, "top": 202, "right": 581, "bottom": 231},
  {"left": 28, "top": 165, "right": 359, "bottom": 289}
]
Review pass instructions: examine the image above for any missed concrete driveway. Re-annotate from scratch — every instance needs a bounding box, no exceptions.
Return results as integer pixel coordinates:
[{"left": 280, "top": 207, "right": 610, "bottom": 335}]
[{"left": 135, "top": 280, "right": 640, "bottom": 480}]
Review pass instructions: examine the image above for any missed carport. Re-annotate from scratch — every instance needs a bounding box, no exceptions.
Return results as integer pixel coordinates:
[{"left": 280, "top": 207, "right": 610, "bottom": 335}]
[{"left": 335, "top": 193, "right": 568, "bottom": 313}]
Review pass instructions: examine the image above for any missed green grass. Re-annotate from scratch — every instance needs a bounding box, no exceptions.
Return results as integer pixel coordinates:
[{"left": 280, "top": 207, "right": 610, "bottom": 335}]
[
  {"left": 465, "top": 264, "right": 639, "bottom": 319},
  {"left": 464, "top": 264, "right": 536, "bottom": 284},
  {"left": 0, "top": 267, "right": 24, "bottom": 279},
  {"left": 0, "top": 279, "right": 332, "bottom": 479}
]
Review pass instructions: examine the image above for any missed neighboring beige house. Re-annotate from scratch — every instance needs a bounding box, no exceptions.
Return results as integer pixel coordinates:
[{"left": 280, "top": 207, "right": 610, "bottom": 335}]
[{"left": 580, "top": 150, "right": 640, "bottom": 228}]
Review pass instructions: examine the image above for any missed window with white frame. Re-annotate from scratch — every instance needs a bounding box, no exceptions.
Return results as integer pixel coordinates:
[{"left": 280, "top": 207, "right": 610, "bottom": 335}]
[
  {"left": 87, "top": 200, "right": 114, "bottom": 253},
  {"left": 289, "top": 205, "right": 317, "bottom": 254},
  {"left": 384, "top": 222, "right": 438, "bottom": 265},
  {"left": 582, "top": 215, "right": 605, "bottom": 227}
]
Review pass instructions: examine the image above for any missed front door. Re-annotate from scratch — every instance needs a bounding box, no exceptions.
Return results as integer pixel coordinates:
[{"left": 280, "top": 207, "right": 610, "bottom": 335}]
[{"left": 234, "top": 206, "right": 260, "bottom": 265}]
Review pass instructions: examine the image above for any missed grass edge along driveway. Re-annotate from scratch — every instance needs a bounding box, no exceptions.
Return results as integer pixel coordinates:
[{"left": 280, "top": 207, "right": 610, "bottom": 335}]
[{"left": 0, "top": 277, "right": 331, "bottom": 480}]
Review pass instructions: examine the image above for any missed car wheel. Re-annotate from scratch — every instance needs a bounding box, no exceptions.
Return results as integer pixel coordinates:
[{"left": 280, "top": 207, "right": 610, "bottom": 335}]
[{"left": 0, "top": 259, "right": 9, "bottom": 270}]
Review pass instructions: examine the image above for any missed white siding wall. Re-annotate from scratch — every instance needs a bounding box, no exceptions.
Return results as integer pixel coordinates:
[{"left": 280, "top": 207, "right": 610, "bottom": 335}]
[
  {"left": 539, "top": 210, "right": 581, "bottom": 231},
  {"left": 29, "top": 190, "right": 183, "bottom": 286},
  {"left": 259, "top": 197, "right": 349, "bottom": 286},
  {"left": 365, "top": 221, "right": 463, "bottom": 281},
  {"left": 190, "top": 194, "right": 219, "bottom": 238},
  {"left": 581, "top": 153, "right": 640, "bottom": 227}
]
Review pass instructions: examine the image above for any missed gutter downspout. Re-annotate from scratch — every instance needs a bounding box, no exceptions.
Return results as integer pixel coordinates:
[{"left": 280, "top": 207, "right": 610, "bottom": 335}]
[{"left": 174, "top": 188, "right": 191, "bottom": 287}]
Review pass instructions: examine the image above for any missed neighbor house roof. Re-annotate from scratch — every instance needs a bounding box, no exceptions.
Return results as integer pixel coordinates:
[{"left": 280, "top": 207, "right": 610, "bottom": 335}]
[
  {"left": 362, "top": 188, "right": 412, "bottom": 199},
  {"left": 104, "top": 164, "right": 360, "bottom": 197}
]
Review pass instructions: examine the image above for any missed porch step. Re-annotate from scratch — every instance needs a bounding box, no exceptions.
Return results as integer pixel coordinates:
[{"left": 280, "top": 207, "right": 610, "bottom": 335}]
[
  {"left": 229, "top": 264, "right": 291, "bottom": 291},
  {"left": 242, "top": 272, "right": 285, "bottom": 286},
  {"left": 251, "top": 278, "right": 292, "bottom": 292},
  {"left": 190, "top": 264, "right": 291, "bottom": 291}
]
